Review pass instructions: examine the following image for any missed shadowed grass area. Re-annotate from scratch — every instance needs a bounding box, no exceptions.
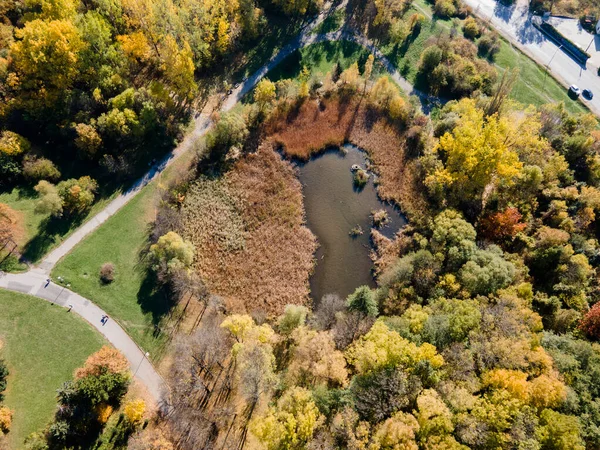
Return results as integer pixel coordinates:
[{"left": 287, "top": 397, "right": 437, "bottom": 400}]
[
  {"left": 0, "top": 186, "right": 118, "bottom": 266},
  {"left": 0, "top": 290, "right": 105, "bottom": 449},
  {"left": 51, "top": 183, "right": 171, "bottom": 359}
]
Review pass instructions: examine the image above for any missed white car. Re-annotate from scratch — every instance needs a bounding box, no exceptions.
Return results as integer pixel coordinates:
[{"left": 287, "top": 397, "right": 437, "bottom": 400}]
[{"left": 569, "top": 85, "right": 581, "bottom": 96}]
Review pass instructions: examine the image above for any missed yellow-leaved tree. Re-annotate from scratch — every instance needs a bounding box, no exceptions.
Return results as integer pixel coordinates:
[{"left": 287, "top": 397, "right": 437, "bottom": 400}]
[
  {"left": 249, "top": 387, "right": 323, "bottom": 449},
  {"left": 425, "top": 99, "right": 525, "bottom": 206},
  {"left": 10, "top": 19, "right": 86, "bottom": 108}
]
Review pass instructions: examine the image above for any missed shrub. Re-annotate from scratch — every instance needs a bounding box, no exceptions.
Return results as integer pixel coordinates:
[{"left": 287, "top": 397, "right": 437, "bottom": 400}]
[
  {"left": 100, "top": 263, "right": 115, "bottom": 284},
  {"left": 350, "top": 225, "right": 364, "bottom": 236},
  {"left": 0, "top": 406, "right": 12, "bottom": 434},
  {"left": 372, "top": 209, "right": 389, "bottom": 228},
  {"left": 478, "top": 32, "right": 501, "bottom": 59},
  {"left": 463, "top": 17, "right": 480, "bottom": 39},
  {"left": 353, "top": 169, "right": 369, "bottom": 187},
  {"left": 0, "top": 359, "right": 7, "bottom": 402},
  {"left": 434, "top": 0, "right": 457, "bottom": 17},
  {"left": 23, "top": 157, "right": 61, "bottom": 181}
]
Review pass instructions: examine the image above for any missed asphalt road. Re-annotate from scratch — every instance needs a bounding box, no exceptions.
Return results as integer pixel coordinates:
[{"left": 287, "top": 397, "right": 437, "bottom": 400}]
[{"left": 463, "top": 0, "right": 600, "bottom": 116}]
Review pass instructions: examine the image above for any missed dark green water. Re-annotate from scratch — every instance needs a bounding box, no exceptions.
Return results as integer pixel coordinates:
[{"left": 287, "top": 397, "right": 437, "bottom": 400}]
[{"left": 298, "top": 144, "right": 406, "bottom": 302}]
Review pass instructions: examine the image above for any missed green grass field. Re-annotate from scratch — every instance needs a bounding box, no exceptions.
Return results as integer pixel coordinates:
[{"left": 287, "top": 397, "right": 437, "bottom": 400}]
[
  {"left": 0, "top": 186, "right": 118, "bottom": 269},
  {"left": 51, "top": 182, "right": 170, "bottom": 359},
  {"left": 0, "top": 290, "right": 105, "bottom": 449}
]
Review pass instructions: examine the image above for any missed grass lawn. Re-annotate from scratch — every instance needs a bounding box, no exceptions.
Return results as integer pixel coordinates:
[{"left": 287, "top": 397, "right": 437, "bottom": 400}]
[
  {"left": 380, "top": 0, "right": 588, "bottom": 115},
  {"left": 0, "top": 186, "right": 118, "bottom": 269},
  {"left": 50, "top": 150, "right": 196, "bottom": 360},
  {"left": 50, "top": 182, "right": 171, "bottom": 360},
  {"left": 0, "top": 290, "right": 105, "bottom": 449},
  {"left": 265, "top": 40, "right": 385, "bottom": 83}
]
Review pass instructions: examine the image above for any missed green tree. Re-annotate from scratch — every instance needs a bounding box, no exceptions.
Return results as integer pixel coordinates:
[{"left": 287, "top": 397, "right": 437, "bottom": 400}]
[
  {"left": 0, "top": 359, "right": 8, "bottom": 402},
  {"left": 537, "top": 409, "right": 585, "bottom": 450},
  {"left": 278, "top": 304, "right": 309, "bottom": 334},
  {"left": 347, "top": 285, "right": 378, "bottom": 317}
]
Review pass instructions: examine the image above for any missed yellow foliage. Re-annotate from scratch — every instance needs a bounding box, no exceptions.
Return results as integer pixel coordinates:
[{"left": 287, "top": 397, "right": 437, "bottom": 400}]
[
  {"left": 370, "top": 412, "right": 419, "bottom": 450},
  {"left": 482, "top": 369, "right": 529, "bottom": 401},
  {"left": 0, "top": 406, "right": 12, "bottom": 434},
  {"left": 124, "top": 399, "right": 146, "bottom": 424},
  {"left": 428, "top": 99, "right": 525, "bottom": 201},
  {"left": 25, "top": 0, "right": 78, "bottom": 19},
  {"left": 117, "top": 32, "right": 152, "bottom": 63},
  {"left": 529, "top": 374, "right": 567, "bottom": 409},
  {"left": 345, "top": 320, "right": 444, "bottom": 374},
  {"left": 287, "top": 327, "right": 348, "bottom": 387},
  {"left": 10, "top": 18, "right": 86, "bottom": 106},
  {"left": 160, "top": 36, "right": 197, "bottom": 100},
  {"left": 250, "top": 387, "right": 323, "bottom": 450},
  {"left": 96, "top": 404, "right": 113, "bottom": 424},
  {"left": 402, "top": 304, "right": 429, "bottom": 334},
  {"left": 0, "top": 130, "right": 30, "bottom": 156}
]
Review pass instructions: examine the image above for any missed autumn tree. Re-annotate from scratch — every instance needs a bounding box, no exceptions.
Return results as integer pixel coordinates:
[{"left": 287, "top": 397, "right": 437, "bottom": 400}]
[
  {"left": 0, "top": 204, "right": 17, "bottom": 244},
  {"left": 149, "top": 231, "right": 195, "bottom": 276},
  {"left": 254, "top": 78, "right": 276, "bottom": 112},
  {"left": 57, "top": 176, "right": 98, "bottom": 215},
  {"left": 250, "top": 387, "right": 323, "bottom": 449},
  {"left": 287, "top": 327, "right": 348, "bottom": 387},
  {"left": 579, "top": 302, "right": 600, "bottom": 339},
  {"left": 124, "top": 399, "right": 146, "bottom": 425},
  {"left": 425, "top": 99, "right": 523, "bottom": 206},
  {"left": 9, "top": 19, "right": 86, "bottom": 108},
  {"left": 0, "top": 406, "right": 12, "bottom": 434},
  {"left": 75, "top": 345, "right": 130, "bottom": 379},
  {"left": 480, "top": 207, "right": 527, "bottom": 243}
]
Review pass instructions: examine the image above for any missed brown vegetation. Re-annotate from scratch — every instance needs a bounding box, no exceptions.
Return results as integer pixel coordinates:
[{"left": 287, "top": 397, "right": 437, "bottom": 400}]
[
  {"left": 180, "top": 144, "right": 317, "bottom": 316},
  {"left": 74, "top": 345, "right": 130, "bottom": 379},
  {"left": 0, "top": 202, "right": 24, "bottom": 245},
  {"left": 265, "top": 97, "right": 429, "bottom": 219}
]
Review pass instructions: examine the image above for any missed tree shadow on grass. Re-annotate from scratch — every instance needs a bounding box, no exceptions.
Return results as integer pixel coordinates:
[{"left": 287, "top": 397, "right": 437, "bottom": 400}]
[{"left": 21, "top": 213, "right": 87, "bottom": 263}]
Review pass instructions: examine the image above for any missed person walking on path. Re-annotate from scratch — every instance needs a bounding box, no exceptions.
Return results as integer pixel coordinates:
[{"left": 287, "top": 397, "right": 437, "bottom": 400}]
[{"left": 101, "top": 315, "right": 109, "bottom": 326}]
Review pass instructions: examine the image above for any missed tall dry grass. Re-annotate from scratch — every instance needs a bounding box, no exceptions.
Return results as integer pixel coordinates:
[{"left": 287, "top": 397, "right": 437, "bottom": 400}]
[
  {"left": 181, "top": 145, "right": 317, "bottom": 316},
  {"left": 266, "top": 96, "right": 430, "bottom": 220}
]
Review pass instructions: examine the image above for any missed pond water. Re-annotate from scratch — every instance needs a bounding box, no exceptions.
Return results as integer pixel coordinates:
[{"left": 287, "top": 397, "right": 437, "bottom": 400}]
[{"left": 297, "top": 144, "right": 406, "bottom": 302}]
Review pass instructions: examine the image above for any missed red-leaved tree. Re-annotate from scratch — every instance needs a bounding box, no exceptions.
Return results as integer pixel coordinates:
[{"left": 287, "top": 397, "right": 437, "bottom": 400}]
[
  {"left": 480, "top": 207, "right": 527, "bottom": 242},
  {"left": 579, "top": 303, "right": 600, "bottom": 340}
]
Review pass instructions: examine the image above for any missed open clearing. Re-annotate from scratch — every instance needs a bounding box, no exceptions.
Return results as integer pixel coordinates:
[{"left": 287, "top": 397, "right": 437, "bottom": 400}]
[{"left": 0, "top": 290, "right": 105, "bottom": 448}]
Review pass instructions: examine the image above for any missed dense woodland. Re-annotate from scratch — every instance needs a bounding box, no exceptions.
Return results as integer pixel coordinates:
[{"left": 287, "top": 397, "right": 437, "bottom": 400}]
[{"left": 3, "top": 0, "right": 600, "bottom": 449}]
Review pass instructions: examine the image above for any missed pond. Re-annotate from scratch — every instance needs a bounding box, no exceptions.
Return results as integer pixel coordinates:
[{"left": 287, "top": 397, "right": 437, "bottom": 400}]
[{"left": 297, "top": 144, "right": 406, "bottom": 302}]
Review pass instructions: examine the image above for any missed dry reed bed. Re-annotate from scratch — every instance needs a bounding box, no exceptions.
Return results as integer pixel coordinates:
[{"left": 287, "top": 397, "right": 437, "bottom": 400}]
[
  {"left": 266, "top": 97, "right": 428, "bottom": 219},
  {"left": 180, "top": 145, "right": 317, "bottom": 316}
]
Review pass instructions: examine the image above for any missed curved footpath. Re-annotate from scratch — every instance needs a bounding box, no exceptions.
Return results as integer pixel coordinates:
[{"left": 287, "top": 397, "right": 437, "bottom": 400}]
[{"left": 0, "top": 2, "right": 432, "bottom": 404}]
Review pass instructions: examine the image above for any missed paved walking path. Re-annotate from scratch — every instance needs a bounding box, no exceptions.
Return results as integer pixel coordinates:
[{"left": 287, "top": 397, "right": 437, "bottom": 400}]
[
  {"left": 1, "top": 2, "right": 434, "bottom": 403},
  {"left": 0, "top": 268, "right": 166, "bottom": 401}
]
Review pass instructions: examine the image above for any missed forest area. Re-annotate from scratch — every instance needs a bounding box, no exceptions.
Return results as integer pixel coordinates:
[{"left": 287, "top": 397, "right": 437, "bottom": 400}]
[{"left": 3, "top": 0, "right": 600, "bottom": 449}]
